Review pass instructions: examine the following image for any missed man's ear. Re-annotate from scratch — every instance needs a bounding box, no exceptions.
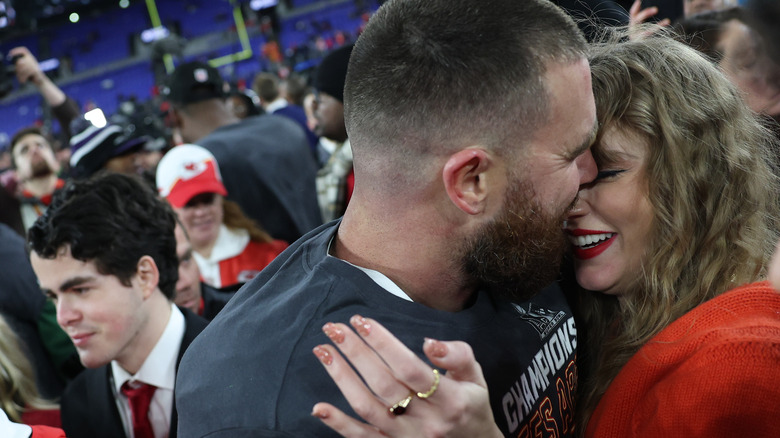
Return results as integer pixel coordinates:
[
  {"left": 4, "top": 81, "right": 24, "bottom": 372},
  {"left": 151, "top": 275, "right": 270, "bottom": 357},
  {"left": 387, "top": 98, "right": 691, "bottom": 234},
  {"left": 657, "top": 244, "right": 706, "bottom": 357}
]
[
  {"left": 442, "top": 148, "right": 494, "bottom": 215},
  {"left": 135, "top": 255, "right": 160, "bottom": 300},
  {"left": 169, "top": 107, "right": 183, "bottom": 129}
]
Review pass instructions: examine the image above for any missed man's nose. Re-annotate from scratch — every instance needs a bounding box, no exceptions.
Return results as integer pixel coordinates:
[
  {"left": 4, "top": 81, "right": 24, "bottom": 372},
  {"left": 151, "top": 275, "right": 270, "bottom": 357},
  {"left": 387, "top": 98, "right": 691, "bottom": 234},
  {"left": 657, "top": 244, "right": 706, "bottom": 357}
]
[{"left": 576, "top": 149, "right": 597, "bottom": 186}]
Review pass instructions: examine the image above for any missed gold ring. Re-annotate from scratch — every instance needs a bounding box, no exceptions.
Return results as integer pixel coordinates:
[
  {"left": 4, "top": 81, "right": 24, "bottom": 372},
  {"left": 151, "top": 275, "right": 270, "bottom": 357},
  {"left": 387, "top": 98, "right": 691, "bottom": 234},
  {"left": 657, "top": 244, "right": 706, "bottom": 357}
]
[
  {"left": 388, "top": 394, "right": 413, "bottom": 416},
  {"left": 416, "top": 369, "right": 440, "bottom": 399}
]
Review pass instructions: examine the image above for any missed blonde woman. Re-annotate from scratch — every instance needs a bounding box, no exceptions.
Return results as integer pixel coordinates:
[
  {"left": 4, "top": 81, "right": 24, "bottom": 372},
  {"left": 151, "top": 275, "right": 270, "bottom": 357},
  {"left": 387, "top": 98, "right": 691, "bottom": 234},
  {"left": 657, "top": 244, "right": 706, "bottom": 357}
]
[
  {"left": 0, "top": 315, "right": 62, "bottom": 432},
  {"left": 156, "top": 144, "right": 288, "bottom": 290},
  {"left": 309, "top": 34, "right": 780, "bottom": 438}
]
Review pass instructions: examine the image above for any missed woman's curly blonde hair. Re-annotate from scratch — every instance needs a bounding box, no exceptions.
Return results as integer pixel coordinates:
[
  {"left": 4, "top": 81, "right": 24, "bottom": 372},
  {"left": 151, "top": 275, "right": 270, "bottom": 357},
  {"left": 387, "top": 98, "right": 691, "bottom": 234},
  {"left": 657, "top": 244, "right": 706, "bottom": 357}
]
[{"left": 576, "top": 31, "right": 780, "bottom": 431}]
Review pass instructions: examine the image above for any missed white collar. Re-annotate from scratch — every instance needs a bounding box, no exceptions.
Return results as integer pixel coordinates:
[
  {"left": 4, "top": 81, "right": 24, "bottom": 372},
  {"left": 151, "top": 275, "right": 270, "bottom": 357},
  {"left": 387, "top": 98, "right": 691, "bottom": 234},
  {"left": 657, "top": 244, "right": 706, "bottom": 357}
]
[
  {"left": 327, "top": 234, "right": 412, "bottom": 302},
  {"left": 266, "top": 98, "right": 288, "bottom": 113},
  {"left": 111, "top": 304, "right": 185, "bottom": 391},
  {"left": 196, "top": 224, "right": 250, "bottom": 263}
]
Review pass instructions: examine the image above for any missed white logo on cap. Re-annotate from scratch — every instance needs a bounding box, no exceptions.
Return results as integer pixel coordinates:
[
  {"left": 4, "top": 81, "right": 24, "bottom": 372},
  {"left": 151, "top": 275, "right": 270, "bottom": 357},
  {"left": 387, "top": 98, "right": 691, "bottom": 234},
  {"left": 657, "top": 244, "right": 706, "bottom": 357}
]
[
  {"left": 194, "top": 68, "right": 209, "bottom": 83},
  {"left": 180, "top": 159, "right": 209, "bottom": 180}
]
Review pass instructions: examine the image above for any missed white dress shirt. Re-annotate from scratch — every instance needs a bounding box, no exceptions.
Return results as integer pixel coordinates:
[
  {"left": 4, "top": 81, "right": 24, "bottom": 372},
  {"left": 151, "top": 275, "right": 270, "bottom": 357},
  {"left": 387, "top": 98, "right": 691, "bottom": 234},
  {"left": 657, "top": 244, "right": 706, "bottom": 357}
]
[{"left": 111, "top": 304, "right": 185, "bottom": 438}]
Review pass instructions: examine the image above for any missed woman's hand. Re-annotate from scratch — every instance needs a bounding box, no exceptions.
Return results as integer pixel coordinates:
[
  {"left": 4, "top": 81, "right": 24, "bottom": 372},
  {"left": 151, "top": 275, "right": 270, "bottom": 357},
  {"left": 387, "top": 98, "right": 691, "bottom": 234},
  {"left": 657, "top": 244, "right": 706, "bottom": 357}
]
[{"left": 312, "top": 315, "right": 502, "bottom": 438}]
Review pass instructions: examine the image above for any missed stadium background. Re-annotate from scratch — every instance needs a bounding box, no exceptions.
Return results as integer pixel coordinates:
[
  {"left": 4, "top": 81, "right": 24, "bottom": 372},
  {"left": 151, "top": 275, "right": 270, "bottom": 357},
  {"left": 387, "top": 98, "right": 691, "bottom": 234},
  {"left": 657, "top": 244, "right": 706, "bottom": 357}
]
[{"left": 0, "top": 0, "right": 382, "bottom": 147}]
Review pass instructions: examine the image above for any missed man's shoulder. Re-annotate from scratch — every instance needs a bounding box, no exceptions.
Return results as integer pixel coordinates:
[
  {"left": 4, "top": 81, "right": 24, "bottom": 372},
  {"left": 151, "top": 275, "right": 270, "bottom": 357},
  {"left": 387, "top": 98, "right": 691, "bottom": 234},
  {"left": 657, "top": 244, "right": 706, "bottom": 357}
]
[
  {"left": 63, "top": 364, "right": 109, "bottom": 400},
  {"left": 180, "top": 306, "right": 209, "bottom": 339},
  {"left": 203, "top": 115, "right": 303, "bottom": 142}
]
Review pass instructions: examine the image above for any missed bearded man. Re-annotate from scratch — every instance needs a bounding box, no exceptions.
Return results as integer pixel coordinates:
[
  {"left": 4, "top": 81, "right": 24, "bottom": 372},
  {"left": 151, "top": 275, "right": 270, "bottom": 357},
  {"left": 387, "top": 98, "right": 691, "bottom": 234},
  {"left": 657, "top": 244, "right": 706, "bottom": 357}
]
[
  {"left": 1, "top": 127, "right": 65, "bottom": 236},
  {"left": 175, "top": 0, "right": 598, "bottom": 436}
]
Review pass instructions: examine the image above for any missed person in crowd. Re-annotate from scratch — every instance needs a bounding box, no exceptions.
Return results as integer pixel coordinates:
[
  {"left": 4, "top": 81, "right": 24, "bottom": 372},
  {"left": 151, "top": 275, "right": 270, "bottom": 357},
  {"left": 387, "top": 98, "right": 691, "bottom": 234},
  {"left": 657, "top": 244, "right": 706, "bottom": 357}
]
[
  {"left": 8, "top": 46, "right": 81, "bottom": 179},
  {"left": 0, "top": 314, "right": 66, "bottom": 438},
  {"left": 0, "top": 223, "right": 80, "bottom": 401},
  {"left": 304, "top": 90, "right": 336, "bottom": 166},
  {"left": 163, "top": 60, "right": 322, "bottom": 243},
  {"left": 0, "top": 143, "right": 11, "bottom": 172},
  {"left": 108, "top": 109, "right": 171, "bottom": 179},
  {"left": 253, "top": 72, "right": 318, "bottom": 151},
  {"left": 675, "top": 7, "right": 780, "bottom": 123},
  {"left": 156, "top": 144, "right": 288, "bottom": 290},
  {"left": 173, "top": 220, "right": 234, "bottom": 320},
  {"left": 313, "top": 44, "right": 354, "bottom": 222},
  {"left": 280, "top": 74, "right": 308, "bottom": 107},
  {"left": 227, "top": 86, "right": 261, "bottom": 120},
  {"left": 743, "top": 0, "right": 780, "bottom": 65},
  {"left": 0, "top": 315, "right": 60, "bottom": 428},
  {"left": 27, "top": 172, "right": 209, "bottom": 438},
  {"left": 0, "top": 127, "right": 65, "bottom": 237},
  {"left": 68, "top": 119, "right": 149, "bottom": 179},
  {"left": 175, "top": 0, "right": 598, "bottom": 436},
  {"left": 311, "top": 33, "right": 780, "bottom": 438},
  {"left": 683, "top": 0, "right": 726, "bottom": 17},
  {"left": 9, "top": 47, "right": 80, "bottom": 143}
]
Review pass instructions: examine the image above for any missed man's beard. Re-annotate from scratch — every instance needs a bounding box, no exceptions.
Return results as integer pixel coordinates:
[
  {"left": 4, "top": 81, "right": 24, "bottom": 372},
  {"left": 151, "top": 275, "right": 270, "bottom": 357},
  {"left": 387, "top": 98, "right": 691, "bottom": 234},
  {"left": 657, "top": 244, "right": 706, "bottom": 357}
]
[
  {"left": 30, "top": 159, "right": 54, "bottom": 178},
  {"left": 461, "top": 178, "right": 570, "bottom": 302}
]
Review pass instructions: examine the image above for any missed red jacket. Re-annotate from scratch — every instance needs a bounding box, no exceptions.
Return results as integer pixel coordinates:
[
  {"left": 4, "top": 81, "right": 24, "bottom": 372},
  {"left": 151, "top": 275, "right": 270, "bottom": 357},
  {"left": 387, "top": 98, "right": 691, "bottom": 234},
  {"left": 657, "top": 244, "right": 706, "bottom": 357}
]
[
  {"left": 586, "top": 282, "right": 780, "bottom": 437},
  {"left": 215, "top": 239, "right": 288, "bottom": 288}
]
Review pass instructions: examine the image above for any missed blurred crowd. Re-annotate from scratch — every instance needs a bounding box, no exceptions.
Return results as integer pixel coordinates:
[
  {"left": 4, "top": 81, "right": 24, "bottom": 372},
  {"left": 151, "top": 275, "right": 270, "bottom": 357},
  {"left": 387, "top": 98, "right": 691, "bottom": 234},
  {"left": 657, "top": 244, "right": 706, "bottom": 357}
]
[{"left": 0, "top": 0, "right": 779, "bottom": 437}]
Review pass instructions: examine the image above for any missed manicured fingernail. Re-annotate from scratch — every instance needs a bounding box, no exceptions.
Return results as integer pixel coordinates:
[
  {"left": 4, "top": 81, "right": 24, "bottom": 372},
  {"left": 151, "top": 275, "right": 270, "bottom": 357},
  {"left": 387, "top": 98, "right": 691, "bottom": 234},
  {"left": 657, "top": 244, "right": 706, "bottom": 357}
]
[
  {"left": 322, "top": 323, "right": 345, "bottom": 344},
  {"left": 350, "top": 315, "right": 371, "bottom": 336},
  {"left": 425, "top": 337, "right": 448, "bottom": 358},
  {"left": 313, "top": 346, "right": 333, "bottom": 365},
  {"left": 312, "top": 408, "right": 329, "bottom": 419}
]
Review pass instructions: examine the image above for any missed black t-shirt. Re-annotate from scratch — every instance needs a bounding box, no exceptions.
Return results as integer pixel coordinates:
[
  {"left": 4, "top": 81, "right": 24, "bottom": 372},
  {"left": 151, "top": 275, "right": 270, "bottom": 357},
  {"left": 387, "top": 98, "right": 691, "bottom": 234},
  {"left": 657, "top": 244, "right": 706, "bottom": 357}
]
[{"left": 177, "top": 221, "right": 579, "bottom": 437}]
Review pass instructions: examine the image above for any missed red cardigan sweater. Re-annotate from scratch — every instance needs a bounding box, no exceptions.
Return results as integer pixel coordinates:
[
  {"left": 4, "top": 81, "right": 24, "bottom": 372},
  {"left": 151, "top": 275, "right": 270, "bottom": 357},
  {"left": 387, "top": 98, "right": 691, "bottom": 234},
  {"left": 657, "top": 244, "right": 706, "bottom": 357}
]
[{"left": 586, "top": 281, "right": 780, "bottom": 437}]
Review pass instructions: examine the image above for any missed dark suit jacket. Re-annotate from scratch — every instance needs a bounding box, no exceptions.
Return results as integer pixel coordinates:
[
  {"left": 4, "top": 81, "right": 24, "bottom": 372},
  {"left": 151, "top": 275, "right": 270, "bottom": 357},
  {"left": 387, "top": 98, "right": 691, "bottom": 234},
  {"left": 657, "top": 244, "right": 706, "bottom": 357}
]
[
  {"left": 201, "top": 283, "right": 234, "bottom": 321},
  {"left": 60, "top": 307, "right": 208, "bottom": 438}
]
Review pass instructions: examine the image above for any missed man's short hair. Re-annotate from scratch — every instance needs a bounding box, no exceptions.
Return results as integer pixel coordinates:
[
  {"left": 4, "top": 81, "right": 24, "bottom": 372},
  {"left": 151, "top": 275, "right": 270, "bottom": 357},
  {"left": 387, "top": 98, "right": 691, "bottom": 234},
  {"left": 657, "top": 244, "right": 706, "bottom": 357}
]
[
  {"left": 253, "top": 73, "right": 280, "bottom": 103},
  {"left": 28, "top": 172, "right": 178, "bottom": 300},
  {"left": 345, "top": 0, "right": 586, "bottom": 177}
]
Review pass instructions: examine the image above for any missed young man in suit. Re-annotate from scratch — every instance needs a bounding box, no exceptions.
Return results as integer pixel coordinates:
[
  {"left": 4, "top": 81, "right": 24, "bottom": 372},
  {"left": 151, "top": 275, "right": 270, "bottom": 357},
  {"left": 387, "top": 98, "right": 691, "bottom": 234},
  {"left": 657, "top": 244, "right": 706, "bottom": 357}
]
[{"left": 27, "top": 172, "right": 208, "bottom": 438}]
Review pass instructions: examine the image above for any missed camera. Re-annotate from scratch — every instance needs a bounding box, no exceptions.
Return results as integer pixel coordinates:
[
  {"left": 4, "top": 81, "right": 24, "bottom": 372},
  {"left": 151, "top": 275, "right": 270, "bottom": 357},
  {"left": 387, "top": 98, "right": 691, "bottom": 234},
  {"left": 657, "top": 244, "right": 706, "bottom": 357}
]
[{"left": 0, "top": 52, "right": 21, "bottom": 99}]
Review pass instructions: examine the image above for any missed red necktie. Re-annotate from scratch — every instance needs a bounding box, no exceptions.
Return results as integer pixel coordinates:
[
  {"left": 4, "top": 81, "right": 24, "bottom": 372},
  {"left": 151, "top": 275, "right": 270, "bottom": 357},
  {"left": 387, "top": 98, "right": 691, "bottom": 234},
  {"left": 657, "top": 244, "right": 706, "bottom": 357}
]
[{"left": 121, "top": 381, "right": 157, "bottom": 438}]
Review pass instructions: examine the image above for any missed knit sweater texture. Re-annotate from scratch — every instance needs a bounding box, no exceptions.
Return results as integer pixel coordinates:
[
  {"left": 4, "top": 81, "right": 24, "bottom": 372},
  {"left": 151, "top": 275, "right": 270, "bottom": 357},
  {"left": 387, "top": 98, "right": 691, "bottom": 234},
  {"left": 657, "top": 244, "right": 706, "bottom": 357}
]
[{"left": 586, "top": 281, "right": 780, "bottom": 437}]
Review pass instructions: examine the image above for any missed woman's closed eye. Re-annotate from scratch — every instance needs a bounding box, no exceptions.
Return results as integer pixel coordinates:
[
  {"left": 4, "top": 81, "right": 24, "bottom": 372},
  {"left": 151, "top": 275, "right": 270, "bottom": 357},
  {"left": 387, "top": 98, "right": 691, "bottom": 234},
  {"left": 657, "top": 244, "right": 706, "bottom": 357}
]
[{"left": 595, "top": 169, "right": 626, "bottom": 181}]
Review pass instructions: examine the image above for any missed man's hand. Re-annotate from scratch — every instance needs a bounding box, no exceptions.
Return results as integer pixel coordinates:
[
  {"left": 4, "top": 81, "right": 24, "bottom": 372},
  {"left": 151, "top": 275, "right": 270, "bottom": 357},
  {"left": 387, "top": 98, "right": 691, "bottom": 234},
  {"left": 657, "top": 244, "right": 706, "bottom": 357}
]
[{"left": 9, "top": 47, "right": 44, "bottom": 86}]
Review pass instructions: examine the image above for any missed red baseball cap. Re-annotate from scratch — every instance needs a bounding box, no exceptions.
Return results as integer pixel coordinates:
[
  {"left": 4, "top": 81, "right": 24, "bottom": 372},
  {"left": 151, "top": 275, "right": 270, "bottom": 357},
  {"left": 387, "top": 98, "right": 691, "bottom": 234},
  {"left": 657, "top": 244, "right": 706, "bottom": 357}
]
[{"left": 155, "top": 144, "right": 228, "bottom": 208}]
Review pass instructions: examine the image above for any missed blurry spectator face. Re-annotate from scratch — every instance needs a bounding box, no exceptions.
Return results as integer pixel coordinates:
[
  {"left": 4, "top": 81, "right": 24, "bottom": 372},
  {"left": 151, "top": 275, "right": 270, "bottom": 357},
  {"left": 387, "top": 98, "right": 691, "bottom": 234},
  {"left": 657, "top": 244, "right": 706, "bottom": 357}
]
[
  {"left": 174, "top": 224, "right": 203, "bottom": 314},
  {"left": 174, "top": 192, "right": 224, "bottom": 252},
  {"left": 684, "top": 0, "right": 725, "bottom": 17},
  {"left": 313, "top": 92, "right": 347, "bottom": 142},
  {"left": 0, "top": 149, "right": 11, "bottom": 170},
  {"left": 104, "top": 152, "right": 144, "bottom": 175},
  {"left": 229, "top": 95, "right": 250, "bottom": 119},
  {"left": 303, "top": 93, "right": 318, "bottom": 132},
  {"left": 12, "top": 134, "right": 60, "bottom": 180},
  {"left": 139, "top": 150, "right": 164, "bottom": 173},
  {"left": 30, "top": 247, "right": 153, "bottom": 369},
  {"left": 717, "top": 19, "right": 780, "bottom": 117}
]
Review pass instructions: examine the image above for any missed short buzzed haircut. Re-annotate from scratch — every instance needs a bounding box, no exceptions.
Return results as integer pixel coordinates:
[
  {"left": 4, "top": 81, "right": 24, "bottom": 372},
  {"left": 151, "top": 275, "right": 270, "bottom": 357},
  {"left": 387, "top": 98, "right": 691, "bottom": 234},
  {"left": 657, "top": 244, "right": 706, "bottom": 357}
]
[{"left": 345, "top": 0, "right": 587, "bottom": 181}]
